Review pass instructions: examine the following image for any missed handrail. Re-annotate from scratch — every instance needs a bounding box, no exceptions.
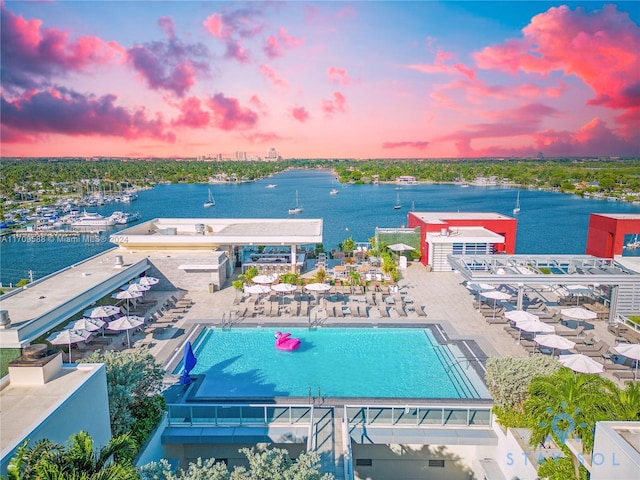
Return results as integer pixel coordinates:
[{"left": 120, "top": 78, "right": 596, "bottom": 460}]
[
  {"left": 342, "top": 406, "right": 354, "bottom": 480},
  {"left": 344, "top": 404, "right": 492, "bottom": 428},
  {"left": 166, "top": 403, "right": 314, "bottom": 427}
]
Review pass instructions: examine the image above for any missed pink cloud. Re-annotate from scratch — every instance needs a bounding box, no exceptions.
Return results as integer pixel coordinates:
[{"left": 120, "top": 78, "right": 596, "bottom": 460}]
[
  {"left": 127, "top": 18, "right": 210, "bottom": 97},
  {"left": 249, "top": 94, "right": 269, "bottom": 115},
  {"left": 206, "top": 93, "right": 258, "bottom": 130},
  {"left": 406, "top": 49, "right": 475, "bottom": 80},
  {"left": 244, "top": 131, "right": 285, "bottom": 144},
  {"left": 291, "top": 106, "right": 310, "bottom": 122},
  {"left": 335, "top": 6, "right": 357, "bottom": 19},
  {"left": 382, "top": 141, "right": 430, "bottom": 150},
  {"left": 203, "top": 7, "right": 264, "bottom": 63},
  {"left": 1, "top": 88, "right": 175, "bottom": 142},
  {"left": 259, "top": 65, "right": 288, "bottom": 88},
  {"left": 171, "top": 97, "right": 210, "bottom": 128},
  {"left": 322, "top": 91, "right": 347, "bottom": 116},
  {"left": 263, "top": 27, "right": 304, "bottom": 59},
  {"left": 327, "top": 66, "right": 353, "bottom": 86},
  {"left": 473, "top": 5, "right": 640, "bottom": 124},
  {"left": 1, "top": 4, "right": 124, "bottom": 90},
  {"left": 203, "top": 13, "right": 226, "bottom": 38}
]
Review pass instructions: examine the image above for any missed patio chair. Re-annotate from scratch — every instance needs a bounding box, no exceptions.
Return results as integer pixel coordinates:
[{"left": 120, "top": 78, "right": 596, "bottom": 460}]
[
  {"left": 415, "top": 305, "right": 427, "bottom": 317},
  {"left": 613, "top": 371, "right": 638, "bottom": 382},
  {"left": 358, "top": 305, "right": 368, "bottom": 318},
  {"left": 395, "top": 303, "right": 407, "bottom": 317},
  {"left": 378, "top": 305, "right": 389, "bottom": 318},
  {"left": 557, "top": 326, "right": 585, "bottom": 337}
]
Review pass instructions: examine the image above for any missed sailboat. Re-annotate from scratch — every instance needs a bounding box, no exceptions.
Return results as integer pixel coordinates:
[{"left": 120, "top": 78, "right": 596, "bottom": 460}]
[
  {"left": 204, "top": 188, "right": 215, "bottom": 208},
  {"left": 393, "top": 193, "right": 401, "bottom": 210},
  {"left": 513, "top": 191, "right": 520, "bottom": 214},
  {"left": 288, "top": 190, "right": 303, "bottom": 214}
]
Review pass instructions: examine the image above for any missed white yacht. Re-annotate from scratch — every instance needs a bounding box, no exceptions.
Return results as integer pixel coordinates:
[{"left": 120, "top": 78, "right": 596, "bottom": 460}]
[
  {"left": 330, "top": 189, "right": 339, "bottom": 195},
  {"left": 71, "top": 211, "right": 116, "bottom": 227},
  {"left": 288, "top": 190, "right": 303, "bottom": 214},
  {"left": 266, "top": 184, "right": 277, "bottom": 189}
]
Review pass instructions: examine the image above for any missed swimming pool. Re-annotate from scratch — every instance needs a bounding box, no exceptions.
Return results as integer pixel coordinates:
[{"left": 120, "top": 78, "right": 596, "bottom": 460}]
[{"left": 176, "top": 327, "right": 489, "bottom": 399}]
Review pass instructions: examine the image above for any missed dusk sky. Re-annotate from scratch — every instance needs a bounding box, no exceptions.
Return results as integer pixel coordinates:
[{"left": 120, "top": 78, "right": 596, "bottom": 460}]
[{"left": 1, "top": 1, "right": 639, "bottom": 159}]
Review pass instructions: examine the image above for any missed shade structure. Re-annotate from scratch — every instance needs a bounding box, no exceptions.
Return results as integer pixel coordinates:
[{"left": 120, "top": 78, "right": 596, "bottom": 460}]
[
  {"left": 64, "top": 318, "right": 104, "bottom": 333},
  {"left": 558, "top": 354, "right": 604, "bottom": 374},
  {"left": 84, "top": 305, "right": 121, "bottom": 319},
  {"left": 505, "top": 310, "right": 539, "bottom": 323},
  {"left": 123, "top": 283, "right": 150, "bottom": 293},
  {"left": 612, "top": 343, "right": 640, "bottom": 380},
  {"left": 304, "top": 283, "right": 332, "bottom": 293},
  {"left": 466, "top": 283, "right": 495, "bottom": 293},
  {"left": 132, "top": 276, "right": 159, "bottom": 287},
  {"left": 387, "top": 243, "right": 416, "bottom": 252},
  {"left": 535, "top": 334, "right": 576, "bottom": 356},
  {"left": 244, "top": 284, "right": 272, "bottom": 295},
  {"left": 180, "top": 341, "right": 198, "bottom": 385},
  {"left": 252, "top": 274, "right": 277, "bottom": 285},
  {"left": 514, "top": 318, "right": 554, "bottom": 343},
  {"left": 112, "top": 289, "right": 143, "bottom": 313},
  {"left": 108, "top": 315, "right": 145, "bottom": 348},
  {"left": 565, "top": 285, "right": 593, "bottom": 295},
  {"left": 47, "top": 329, "right": 92, "bottom": 362},
  {"left": 271, "top": 283, "right": 297, "bottom": 305},
  {"left": 561, "top": 307, "right": 598, "bottom": 328},
  {"left": 480, "top": 290, "right": 512, "bottom": 319}
]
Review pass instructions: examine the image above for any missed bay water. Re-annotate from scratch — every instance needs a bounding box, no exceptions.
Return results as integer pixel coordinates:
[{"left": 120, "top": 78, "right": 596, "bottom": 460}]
[{"left": 2, "top": 169, "right": 639, "bottom": 285}]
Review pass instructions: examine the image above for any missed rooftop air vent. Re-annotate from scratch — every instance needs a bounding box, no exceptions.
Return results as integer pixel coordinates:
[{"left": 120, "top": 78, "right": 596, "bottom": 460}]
[
  {"left": 114, "top": 255, "right": 124, "bottom": 268},
  {"left": 195, "top": 223, "right": 205, "bottom": 234}
]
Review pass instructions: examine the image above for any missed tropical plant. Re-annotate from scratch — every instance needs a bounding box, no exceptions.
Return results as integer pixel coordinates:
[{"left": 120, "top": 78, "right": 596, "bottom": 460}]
[
  {"left": 231, "top": 279, "right": 245, "bottom": 291},
  {"left": 5, "top": 431, "right": 138, "bottom": 480},
  {"left": 341, "top": 237, "right": 355, "bottom": 258},
  {"left": 81, "top": 350, "right": 165, "bottom": 440},
  {"left": 239, "top": 267, "right": 258, "bottom": 284},
  {"left": 349, "top": 271, "right": 361, "bottom": 286},
  {"left": 140, "top": 447, "right": 333, "bottom": 480},
  {"left": 314, "top": 269, "right": 328, "bottom": 283},
  {"left": 537, "top": 456, "right": 588, "bottom": 480},
  {"left": 279, "top": 272, "right": 302, "bottom": 285},
  {"left": 611, "top": 380, "right": 640, "bottom": 420},
  {"left": 524, "top": 368, "right": 618, "bottom": 479}
]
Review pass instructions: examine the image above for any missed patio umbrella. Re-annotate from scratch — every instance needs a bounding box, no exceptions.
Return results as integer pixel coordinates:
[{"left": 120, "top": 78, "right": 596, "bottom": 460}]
[
  {"left": 123, "top": 283, "right": 150, "bottom": 293},
  {"left": 480, "top": 290, "right": 512, "bottom": 318},
  {"left": 252, "top": 274, "right": 277, "bottom": 285},
  {"left": 132, "top": 276, "right": 159, "bottom": 287},
  {"left": 108, "top": 315, "right": 145, "bottom": 348},
  {"left": 535, "top": 334, "right": 576, "bottom": 356},
  {"left": 244, "top": 284, "right": 272, "bottom": 295},
  {"left": 505, "top": 310, "right": 539, "bottom": 323},
  {"left": 271, "top": 283, "right": 297, "bottom": 305},
  {"left": 466, "top": 282, "right": 496, "bottom": 302},
  {"left": 558, "top": 354, "right": 604, "bottom": 374},
  {"left": 180, "top": 341, "right": 198, "bottom": 385},
  {"left": 112, "top": 289, "right": 142, "bottom": 314},
  {"left": 387, "top": 243, "right": 416, "bottom": 252},
  {"left": 47, "top": 329, "right": 92, "bottom": 362},
  {"left": 612, "top": 343, "right": 640, "bottom": 380},
  {"left": 64, "top": 318, "right": 105, "bottom": 337},
  {"left": 561, "top": 307, "right": 597, "bottom": 328},
  {"left": 84, "top": 305, "right": 121, "bottom": 319},
  {"left": 514, "top": 318, "right": 554, "bottom": 343},
  {"left": 565, "top": 285, "right": 593, "bottom": 306},
  {"left": 305, "top": 282, "right": 332, "bottom": 305}
]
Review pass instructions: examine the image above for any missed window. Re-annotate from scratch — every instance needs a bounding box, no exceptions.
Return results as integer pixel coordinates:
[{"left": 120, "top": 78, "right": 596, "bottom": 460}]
[
  {"left": 355, "top": 459, "right": 372, "bottom": 466},
  {"left": 428, "top": 459, "right": 445, "bottom": 468}
]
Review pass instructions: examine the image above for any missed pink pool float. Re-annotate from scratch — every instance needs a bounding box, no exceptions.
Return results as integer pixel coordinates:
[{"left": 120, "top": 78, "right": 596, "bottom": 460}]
[{"left": 274, "top": 331, "right": 301, "bottom": 351}]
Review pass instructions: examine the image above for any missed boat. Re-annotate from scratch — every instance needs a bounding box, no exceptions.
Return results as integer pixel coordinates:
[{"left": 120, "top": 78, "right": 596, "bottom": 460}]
[
  {"left": 393, "top": 193, "right": 401, "bottom": 210},
  {"left": 330, "top": 188, "right": 339, "bottom": 195},
  {"left": 513, "top": 191, "right": 521, "bottom": 214},
  {"left": 110, "top": 211, "right": 141, "bottom": 224},
  {"left": 204, "top": 189, "right": 215, "bottom": 208},
  {"left": 274, "top": 331, "right": 301, "bottom": 351},
  {"left": 266, "top": 184, "right": 277, "bottom": 189},
  {"left": 71, "top": 211, "right": 116, "bottom": 227},
  {"left": 288, "top": 190, "right": 303, "bottom": 214}
]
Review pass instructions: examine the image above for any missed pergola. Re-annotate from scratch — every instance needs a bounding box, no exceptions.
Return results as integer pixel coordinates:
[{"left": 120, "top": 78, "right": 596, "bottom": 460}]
[{"left": 447, "top": 254, "right": 640, "bottom": 321}]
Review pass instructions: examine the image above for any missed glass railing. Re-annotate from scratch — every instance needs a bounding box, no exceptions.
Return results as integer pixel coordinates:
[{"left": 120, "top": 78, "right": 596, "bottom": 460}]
[
  {"left": 344, "top": 405, "right": 492, "bottom": 428},
  {"left": 166, "top": 404, "right": 314, "bottom": 427}
]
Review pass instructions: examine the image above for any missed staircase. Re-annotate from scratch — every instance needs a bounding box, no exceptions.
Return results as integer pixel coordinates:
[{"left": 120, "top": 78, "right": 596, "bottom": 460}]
[{"left": 309, "top": 407, "right": 346, "bottom": 479}]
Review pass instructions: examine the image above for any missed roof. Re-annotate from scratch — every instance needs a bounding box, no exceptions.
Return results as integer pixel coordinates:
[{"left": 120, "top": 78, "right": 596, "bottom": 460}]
[
  {"left": 591, "top": 213, "right": 640, "bottom": 221},
  {"left": 426, "top": 227, "right": 504, "bottom": 243},
  {"left": 410, "top": 212, "right": 513, "bottom": 224}
]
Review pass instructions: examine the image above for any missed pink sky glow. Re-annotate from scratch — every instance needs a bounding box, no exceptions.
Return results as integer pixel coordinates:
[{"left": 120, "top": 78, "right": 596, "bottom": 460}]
[{"left": 1, "top": 1, "right": 639, "bottom": 158}]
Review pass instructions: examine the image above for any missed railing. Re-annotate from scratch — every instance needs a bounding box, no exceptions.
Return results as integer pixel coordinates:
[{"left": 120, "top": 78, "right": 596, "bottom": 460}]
[
  {"left": 617, "top": 314, "right": 640, "bottom": 333},
  {"left": 166, "top": 403, "right": 314, "bottom": 427},
  {"left": 345, "top": 404, "right": 492, "bottom": 428},
  {"left": 342, "top": 408, "right": 355, "bottom": 480}
]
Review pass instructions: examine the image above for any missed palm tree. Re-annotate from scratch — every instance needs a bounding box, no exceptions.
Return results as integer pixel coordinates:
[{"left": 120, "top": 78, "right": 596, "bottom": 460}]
[
  {"left": 612, "top": 380, "right": 640, "bottom": 421},
  {"left": 6, "top": 432, "right": 138, "bottom": 480},
  {"left": 525, "top": 368, "right": 618, "bottom": 479}
]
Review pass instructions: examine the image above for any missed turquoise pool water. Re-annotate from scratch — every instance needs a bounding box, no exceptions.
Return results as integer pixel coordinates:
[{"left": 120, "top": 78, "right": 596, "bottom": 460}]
[{"left": 177, "top": 327, "right": 488, "bottom": 399}]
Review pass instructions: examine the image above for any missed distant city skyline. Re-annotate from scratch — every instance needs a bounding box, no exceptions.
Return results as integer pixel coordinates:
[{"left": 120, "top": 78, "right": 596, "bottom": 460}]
[{"left": 1, "top": 1, "right": 639, "bottom": 158}]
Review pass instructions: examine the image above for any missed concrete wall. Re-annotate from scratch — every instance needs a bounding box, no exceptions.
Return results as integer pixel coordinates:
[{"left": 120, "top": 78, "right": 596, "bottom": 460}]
[
  {"left": 0, "top": 364, "right": 111, "bottom": 475},
  {"left": 144, "top": 252, "right": 229, "bottom": 293},
  {"left": 591, "top": 422, "right": 640, "bottom": 480},
  {"left": 351, "top": 443, "right": 494, "bottom": 480}
]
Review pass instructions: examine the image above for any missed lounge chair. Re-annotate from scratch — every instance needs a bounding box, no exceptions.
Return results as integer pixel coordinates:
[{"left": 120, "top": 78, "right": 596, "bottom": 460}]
[
  {"left": 395, "top": 303, "right": 406, "bottom": 317},
  {"left": 378, "top": 305, "right": 389, "bottom": 317},
  {"left": 557, "top": 326, "right": 585, "bottom": 338},
  {"left": 613, "top": 371, "right": 638, "bottom": 382},
  {"left": 415, "top": 305, "right": 427, "bottom": 317}
]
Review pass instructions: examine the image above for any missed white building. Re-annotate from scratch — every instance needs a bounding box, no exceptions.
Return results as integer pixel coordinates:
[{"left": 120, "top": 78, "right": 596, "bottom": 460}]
[{"left": 266, "top": 147, "right": 279, "bottom": 161}]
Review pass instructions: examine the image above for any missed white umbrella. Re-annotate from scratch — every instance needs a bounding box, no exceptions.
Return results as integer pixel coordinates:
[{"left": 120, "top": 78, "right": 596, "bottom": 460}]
[
  {"left": 47, "top": 329, "right": 92, "bottom": 362},
  {"left": 612, "top": 343, "right": 640, "bottom": 380},
  {"left": 481, "top": 290, "right": 512, "bottom": 318},
  {"left": 535, "top": 334, "right": 576, "bottom": 356},
  {"left": 561, "top": 307, "right": 597, "bottom": 328},
  {"left": 514, "top": 318, "right": 554, "bottom": 343},
  {"left": 123, "top": 283, "right": 150, "bottom": 293},
  {"left": 387, "top": 243, "right": 416, "bottom": 252},
  {"left": 305, "top": 283, "right": 332, "bottom": 292},
  {"left": 244, "top": 284, "right": 272, "bottom": 295},
  {"left": 271, "top": 283, "right": 297, "bottom": 305},
  {"left": 132, "top": 276, "right": 159, "bottom": 286},
  {"left": 505, "top": 310, "right": 539, "bottom": 323},
  {"left": 558, "top": 354, "right": 604, "bottom": 374},
  {"left": 253, "top": 274, "right": 277, "bottom": 285},
  {"left": 84, "top": 305, "right": 121, "bottom": 319},
  {"left": 65, "top": 318, "right": 104, "bottom": 333},
  {"left": 108, "top": 315, "right": 145, "bottom": 348},
  {"left": 564, "top": 285, "right": 594, "bottom": 306},
  {"left": 112, "top": 289, "right": 142, "bottom": 314},
  {"left": 467, "top": 282, "right": 496, "bottom": 302}
]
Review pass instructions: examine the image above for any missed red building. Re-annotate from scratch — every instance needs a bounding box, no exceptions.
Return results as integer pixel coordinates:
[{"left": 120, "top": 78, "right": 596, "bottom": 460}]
[
  {"left": 586, "top": 213, "right": 640, "bottom": 258},
  {"left": 407, "top": 212, "right": 517, "bottom": 271}
]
